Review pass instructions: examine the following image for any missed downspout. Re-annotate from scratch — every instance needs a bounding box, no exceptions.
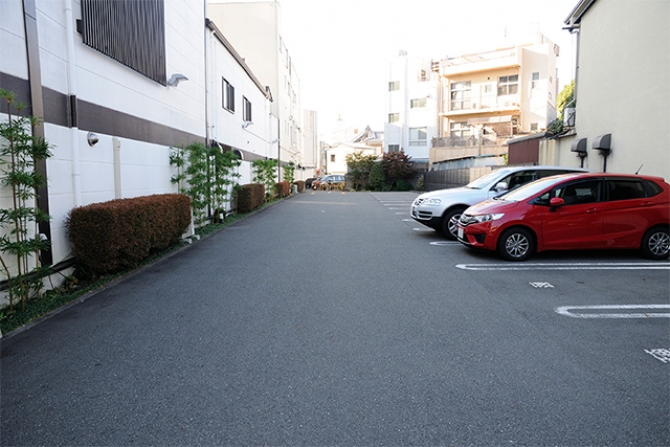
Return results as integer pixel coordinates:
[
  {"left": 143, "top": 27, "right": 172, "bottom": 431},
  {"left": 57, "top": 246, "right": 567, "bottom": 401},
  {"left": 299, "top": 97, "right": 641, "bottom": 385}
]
[
  {"left": 23, "top": 0, "right": 53, "bottom": 265},
  {"left": 64, "top": 0, "right": 82, "bottom": 207}
]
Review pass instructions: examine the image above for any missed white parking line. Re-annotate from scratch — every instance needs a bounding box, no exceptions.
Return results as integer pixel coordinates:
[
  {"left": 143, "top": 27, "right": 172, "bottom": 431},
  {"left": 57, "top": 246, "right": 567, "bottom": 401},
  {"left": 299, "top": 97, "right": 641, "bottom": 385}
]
[
  {"left": 430, "top": 241, "right": 461, "bottom": 246},
  {"left": 645, "top": 349, "right": 670, "bottom": 363},
  {"left": 413, "top": 228, "right": 433, "bottom": 232},
  {"left": 555, "top": 304, "right": 670, "bottom": 319},
  {"left": 456, "top": 262, "right": 670, "bottom": 271}
]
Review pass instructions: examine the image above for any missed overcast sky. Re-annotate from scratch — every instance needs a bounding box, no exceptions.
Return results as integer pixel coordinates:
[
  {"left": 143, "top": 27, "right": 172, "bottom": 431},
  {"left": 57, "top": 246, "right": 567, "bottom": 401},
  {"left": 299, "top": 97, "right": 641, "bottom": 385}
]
[{"left": 278, "top": 0, "right": 580, "bottom": 137}]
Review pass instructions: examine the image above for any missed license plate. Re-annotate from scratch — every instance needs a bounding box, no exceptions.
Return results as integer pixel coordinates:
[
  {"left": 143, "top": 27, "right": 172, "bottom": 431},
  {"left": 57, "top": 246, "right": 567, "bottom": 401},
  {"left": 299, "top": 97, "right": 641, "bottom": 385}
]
[{"left": 457, "top": 227, "right": 464, "bottom": 239}]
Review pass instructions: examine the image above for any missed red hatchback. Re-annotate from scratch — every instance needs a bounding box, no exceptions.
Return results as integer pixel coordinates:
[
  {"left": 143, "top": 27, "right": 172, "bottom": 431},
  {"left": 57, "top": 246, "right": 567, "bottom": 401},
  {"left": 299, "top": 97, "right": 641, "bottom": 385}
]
[{"left": 457, "top": 173, "right": 670, "bottom": 261}]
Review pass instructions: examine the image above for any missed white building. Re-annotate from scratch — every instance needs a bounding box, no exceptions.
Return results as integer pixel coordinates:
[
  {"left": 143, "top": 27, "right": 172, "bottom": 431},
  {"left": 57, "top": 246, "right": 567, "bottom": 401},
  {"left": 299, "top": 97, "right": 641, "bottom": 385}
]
[
  {"left": 208, "top": 0, "right": 307, "bottom": 180},
  {"left": 0, "top": 0, "right": 277, "bottom": 296},
  {"left": 385, "top": 51, "right": 436, "bottom": 171},
  {"left": 205, "top": 19, "right": 277, "bottom": 186},
  {"left": 325, "top": 127, "right": 384, "bottom": 175}
]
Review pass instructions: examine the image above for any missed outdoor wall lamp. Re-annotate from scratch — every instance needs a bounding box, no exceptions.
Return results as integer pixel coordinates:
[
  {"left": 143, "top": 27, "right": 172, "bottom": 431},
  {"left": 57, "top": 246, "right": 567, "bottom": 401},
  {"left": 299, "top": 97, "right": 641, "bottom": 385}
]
[
  {"left": 87, "top": 132, "right": 99, "bottom": 147},
  {"left": 167, "top": 73, "right": 188, "bottom": 87}
]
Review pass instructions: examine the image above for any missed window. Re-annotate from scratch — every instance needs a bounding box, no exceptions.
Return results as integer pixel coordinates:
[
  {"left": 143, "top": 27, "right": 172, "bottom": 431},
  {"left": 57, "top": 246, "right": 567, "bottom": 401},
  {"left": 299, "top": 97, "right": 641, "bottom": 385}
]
[
  {"left": 607, "top": 180, "right": 646, "bottom": 201},
  {"left": 222, "top": 78, "right": 235, "bottom": 112},
  {"left": 409, "top": 127, "right": 427, "bottom": 146},
  {"left": 388, "top": 144, "right": 400, "bottom": 152},
  {"left": 419, "top": 70, "right": 428, "bottom": 82},
  {"left": 330, "top": 154, "right": 336, "bottom": 162},
  {"left": 531, "top": 72, "right": 540, "bottom": 89},
  {"left": 389, "top": 81, "right": 400, "bottom": 91},
  {"left": 497, "top": 75, "right": 518, "bottom": 96},
  {"left": 243, "top": 96, "right": 252, "bottom": 122},
  {"left": 644, "top": 180, "right": 663, "bottom": 197},
  {"left": 410, "top": 98, "right": 427, "bottom": 108},
  {"left": 555, "top": 180, "right": 601, "bottom": 205},
  {"left": 388, "top": 113, "right": 399, "bottom": 123},
  {"left": 450, "top": 81, "right": 471, "bottom": 110},
  {"left": 498, "top": 171, "right": 536, "bottom": 191},
  {"left": 530, "top": 123, "right": 538, "bottom": 131},
  {"left": 449, "top": 121, "right": 470, "bottom": 138}
]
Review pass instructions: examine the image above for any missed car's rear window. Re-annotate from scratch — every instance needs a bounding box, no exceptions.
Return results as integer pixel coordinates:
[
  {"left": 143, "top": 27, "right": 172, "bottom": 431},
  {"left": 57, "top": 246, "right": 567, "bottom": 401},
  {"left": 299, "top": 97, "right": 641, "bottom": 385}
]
[
  {"left": 607, "top": 180, "right": 646, "bottom": 201},
  {"left": 644, "top": 180, "right": 664, "bottom": 197}
]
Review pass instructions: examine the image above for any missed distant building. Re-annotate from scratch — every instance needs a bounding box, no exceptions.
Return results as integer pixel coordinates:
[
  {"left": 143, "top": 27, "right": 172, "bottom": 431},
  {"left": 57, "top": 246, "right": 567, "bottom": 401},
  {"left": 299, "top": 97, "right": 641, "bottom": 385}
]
[
  {"left": 385, "top": 51, "right": 437, "bottom": 171},
  {"left": 325, "top": 127, "right": 384, "bottom": 175},
  {"left": 208, "top": 1, "right": 306, "bottom": 180},
  {"left": 431, "top": 33, "right": 560, "bottom": 169},
  {"left": 542, "top": 0, "right": 669, "bottom": 179},
  {"left": 301, "top": 110, "right": 319, "bottom": 176}
]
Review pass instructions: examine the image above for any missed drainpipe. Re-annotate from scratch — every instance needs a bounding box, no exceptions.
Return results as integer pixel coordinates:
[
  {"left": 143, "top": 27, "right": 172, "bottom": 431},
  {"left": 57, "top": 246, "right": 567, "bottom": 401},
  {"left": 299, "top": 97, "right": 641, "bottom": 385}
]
[{"left": 64, "top": 0, "right": 82, "bottom": 207}]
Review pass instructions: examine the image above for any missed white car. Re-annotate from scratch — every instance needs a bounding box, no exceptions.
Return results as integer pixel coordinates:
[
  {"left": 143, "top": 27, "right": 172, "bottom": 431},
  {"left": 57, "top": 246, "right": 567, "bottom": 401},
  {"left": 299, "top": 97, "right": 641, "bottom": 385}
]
[{"left": 410, "top": 166, "right": 588, "bottom": 239}]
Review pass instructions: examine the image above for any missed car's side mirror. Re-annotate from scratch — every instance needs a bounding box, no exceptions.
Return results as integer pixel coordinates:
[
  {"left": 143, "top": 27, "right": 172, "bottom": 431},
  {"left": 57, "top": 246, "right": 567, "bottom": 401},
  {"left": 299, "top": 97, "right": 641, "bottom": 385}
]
[
  {"left": 550, "top": 197, "right": 565, "bottom": 207},
  {"left": 495, "top": 182, "right": 508, "bottom": 193}
]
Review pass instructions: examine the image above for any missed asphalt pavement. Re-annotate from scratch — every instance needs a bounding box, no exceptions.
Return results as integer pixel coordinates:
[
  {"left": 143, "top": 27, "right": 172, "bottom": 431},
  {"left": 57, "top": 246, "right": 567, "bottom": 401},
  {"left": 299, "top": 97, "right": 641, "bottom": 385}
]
[{"left": 2, "top": 190, "right": 669, "bottom": 446}]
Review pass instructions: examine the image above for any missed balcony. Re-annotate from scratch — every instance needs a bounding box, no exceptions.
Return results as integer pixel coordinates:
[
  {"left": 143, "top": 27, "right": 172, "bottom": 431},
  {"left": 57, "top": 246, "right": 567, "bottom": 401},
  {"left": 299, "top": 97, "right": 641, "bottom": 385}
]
[
  {"left": 442, "top": 94, "right": 521, "bottom": 117},
  {"left": 438, "top": 48, "right": 521, "bottom": 77}
]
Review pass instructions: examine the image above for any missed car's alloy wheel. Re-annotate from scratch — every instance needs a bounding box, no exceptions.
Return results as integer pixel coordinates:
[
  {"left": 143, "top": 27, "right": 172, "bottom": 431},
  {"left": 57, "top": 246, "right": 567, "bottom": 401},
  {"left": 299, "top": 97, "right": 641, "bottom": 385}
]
[
  {"left": 441, "top": 208, "right": 464, "bottom": 240},
  {"left": 642, "top": 227, "right": 670, "bottom": 260},
  {"left": 498, "top": 228, "right": 534, "bottom": 261}
]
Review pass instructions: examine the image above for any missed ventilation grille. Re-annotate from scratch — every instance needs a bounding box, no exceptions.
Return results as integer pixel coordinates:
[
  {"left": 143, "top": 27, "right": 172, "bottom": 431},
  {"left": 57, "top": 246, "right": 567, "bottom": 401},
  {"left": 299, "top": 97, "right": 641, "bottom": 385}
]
[{"left": 81, "top": 0, "right": 166, "bottom": 85}]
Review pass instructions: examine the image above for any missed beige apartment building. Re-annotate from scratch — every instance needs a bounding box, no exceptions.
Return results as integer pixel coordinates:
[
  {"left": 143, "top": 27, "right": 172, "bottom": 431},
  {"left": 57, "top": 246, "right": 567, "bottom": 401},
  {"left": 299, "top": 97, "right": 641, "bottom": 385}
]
[{"left": 430, "top": 33, "right": 559, "bottom": 168}]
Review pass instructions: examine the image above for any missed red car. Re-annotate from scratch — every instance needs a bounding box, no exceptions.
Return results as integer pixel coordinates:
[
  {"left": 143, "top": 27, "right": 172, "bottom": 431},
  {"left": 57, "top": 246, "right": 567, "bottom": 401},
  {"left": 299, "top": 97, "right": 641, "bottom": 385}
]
[{"left": 457, "top": 173, "right": 670, "bottom": 261}]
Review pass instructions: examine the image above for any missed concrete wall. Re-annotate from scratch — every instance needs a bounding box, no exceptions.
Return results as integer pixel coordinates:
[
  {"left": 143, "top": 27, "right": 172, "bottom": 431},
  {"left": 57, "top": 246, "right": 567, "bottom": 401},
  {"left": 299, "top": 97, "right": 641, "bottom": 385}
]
[{"left": 554, "top": 0, "right": 669, "bottom": 179}]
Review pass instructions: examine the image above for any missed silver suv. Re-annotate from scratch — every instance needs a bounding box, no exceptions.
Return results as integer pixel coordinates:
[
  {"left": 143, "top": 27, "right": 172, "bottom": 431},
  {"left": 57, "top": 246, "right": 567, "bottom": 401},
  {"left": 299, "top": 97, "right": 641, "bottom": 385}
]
[{"left": 411, "top": 166, "right": 588, "bottom": 239}]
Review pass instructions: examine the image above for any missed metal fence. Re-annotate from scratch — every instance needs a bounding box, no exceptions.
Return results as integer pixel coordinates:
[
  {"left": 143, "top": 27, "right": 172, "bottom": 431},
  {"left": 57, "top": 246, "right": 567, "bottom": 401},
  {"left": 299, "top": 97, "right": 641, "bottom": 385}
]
[{"left": 422, "top": 166, "right": 494, "bottom": 191}]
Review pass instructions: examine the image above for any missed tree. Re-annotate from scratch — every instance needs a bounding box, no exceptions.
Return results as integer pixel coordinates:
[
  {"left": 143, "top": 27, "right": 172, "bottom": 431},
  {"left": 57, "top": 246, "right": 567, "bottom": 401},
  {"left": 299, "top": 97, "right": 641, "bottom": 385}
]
[
  {"left": 556, "top": 80, "right": 575, "bottom": 121},
  {"left": 548, "top": 80, "right": 575, "bottom": 134},
  {"left": 252, "top": 159, "right": 278, "bottom": 202},
  {"left": 345, "top": 151, "right": 378, "bottom": 191},
  {"left": 0, "top": 89, "right": 52, "bottom": 311},
  {"left": 381, "top": 150, "right": 415, "bottom": 190},
  {"left": 369, "top": 161, "right": 387, "bottom": 191}
]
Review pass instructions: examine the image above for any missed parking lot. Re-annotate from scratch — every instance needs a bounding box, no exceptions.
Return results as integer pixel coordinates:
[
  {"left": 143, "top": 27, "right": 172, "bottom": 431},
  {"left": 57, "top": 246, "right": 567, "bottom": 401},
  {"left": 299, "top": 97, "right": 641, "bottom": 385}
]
[{"left": 2, "top": 190, "right": 668, "bottom": 446}]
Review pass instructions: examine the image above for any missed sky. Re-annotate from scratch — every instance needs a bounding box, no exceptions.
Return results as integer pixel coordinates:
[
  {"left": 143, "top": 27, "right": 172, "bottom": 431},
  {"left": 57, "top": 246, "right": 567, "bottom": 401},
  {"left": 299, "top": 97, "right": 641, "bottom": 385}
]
[{"left": 278, "top": 0, "right": 580, "bottom": 138}]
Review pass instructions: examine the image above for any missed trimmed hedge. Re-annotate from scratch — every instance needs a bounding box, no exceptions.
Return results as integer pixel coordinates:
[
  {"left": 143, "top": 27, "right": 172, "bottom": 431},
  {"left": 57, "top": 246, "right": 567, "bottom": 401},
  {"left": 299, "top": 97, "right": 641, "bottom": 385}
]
[
  {"left": 275, "top": 182, "right": 291, "bottom": 198},
  {"left": 294, "top": 180, "right": 305, "bottom": 192},
  {"left": 67, "top": 194, "right": 191, "bottom": 274},
  {"left": 237, "top": 183, "right": 265, "bottom": 213}
]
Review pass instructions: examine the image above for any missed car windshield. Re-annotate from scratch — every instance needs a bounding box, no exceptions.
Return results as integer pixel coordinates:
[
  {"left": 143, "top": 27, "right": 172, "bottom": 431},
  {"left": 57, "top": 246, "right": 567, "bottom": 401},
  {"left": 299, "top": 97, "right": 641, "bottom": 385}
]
[
  {"left": 495, "top": 176, "right": 568, "bottom": 202},
  {"left": 465, "top": 169, "right": 513, "bottom": 189}
]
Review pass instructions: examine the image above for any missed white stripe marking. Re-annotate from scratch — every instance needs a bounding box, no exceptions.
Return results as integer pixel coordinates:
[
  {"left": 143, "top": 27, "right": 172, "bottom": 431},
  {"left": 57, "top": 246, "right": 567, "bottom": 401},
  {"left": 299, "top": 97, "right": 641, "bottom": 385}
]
[
  {"left": 430, "top": 241, "right": 460, "bottom": 246},
  {"left": 457, "top": 262, "right": 670, "bottom": 271},
  {"left": 555, "top": 304, "right": 670, "bottom": 319}
]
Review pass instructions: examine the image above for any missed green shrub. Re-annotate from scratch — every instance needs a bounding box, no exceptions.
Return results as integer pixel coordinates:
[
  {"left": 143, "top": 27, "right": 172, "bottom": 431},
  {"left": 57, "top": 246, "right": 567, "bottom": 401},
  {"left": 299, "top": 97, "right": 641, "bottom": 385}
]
[{"left": 66, "top": 194, "right": 191, "bottom": 274}]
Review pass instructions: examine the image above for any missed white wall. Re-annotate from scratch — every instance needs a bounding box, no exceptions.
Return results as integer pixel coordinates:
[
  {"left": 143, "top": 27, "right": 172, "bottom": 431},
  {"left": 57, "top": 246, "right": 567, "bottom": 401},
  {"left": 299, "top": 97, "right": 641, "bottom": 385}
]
[
  {"left": 1, "top": 0, "right": 208, "bottom": 270},
  {"left": 385, "top": 52, "right": 436, "bottom": 164},
  {"left": 554, "top": 0, "right": 669, "bottom": 179}
]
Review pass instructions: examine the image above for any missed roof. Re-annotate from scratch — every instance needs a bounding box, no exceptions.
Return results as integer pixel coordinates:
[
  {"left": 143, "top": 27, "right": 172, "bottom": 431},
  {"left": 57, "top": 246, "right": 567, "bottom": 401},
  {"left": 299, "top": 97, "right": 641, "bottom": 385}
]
[
  {"left": 565, "top": 0, "right": 598, "bottom": 27},
  {"left": 506, "top": 132, "right": 550, "bottom": 145}
]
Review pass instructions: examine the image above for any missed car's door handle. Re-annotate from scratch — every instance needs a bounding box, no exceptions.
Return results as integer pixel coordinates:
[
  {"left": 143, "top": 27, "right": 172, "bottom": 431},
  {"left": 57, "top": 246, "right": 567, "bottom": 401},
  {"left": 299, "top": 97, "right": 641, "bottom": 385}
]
[
  {"left": 586, "top": 208, "right": 600, "bottom": 214},
  {"left": 641, "top": 202, "right": 655, "bottom": 207}
]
